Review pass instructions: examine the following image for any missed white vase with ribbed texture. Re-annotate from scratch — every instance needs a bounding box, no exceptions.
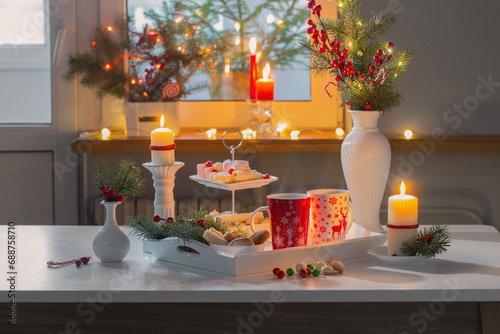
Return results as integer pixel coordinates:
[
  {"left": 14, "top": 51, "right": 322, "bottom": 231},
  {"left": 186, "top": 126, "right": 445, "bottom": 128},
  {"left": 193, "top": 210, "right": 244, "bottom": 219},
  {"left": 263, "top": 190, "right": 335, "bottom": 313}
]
[{"left": 341, "top": 110, "right": 391, "bottom": 233}]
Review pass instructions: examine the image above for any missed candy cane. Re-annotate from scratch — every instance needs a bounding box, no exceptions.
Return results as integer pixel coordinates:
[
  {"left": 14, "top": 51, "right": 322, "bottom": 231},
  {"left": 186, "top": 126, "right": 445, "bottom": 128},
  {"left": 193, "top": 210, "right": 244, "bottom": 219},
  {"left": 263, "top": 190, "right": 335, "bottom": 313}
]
[
  {"left": 47, "top": 257, "right": 92, "bottom": 268},
  {"left": 375, "top": 68, "right": 387, "bottom": 85},
  {"left": 324, "top": 81, "right": 341, "bottom": 98}
]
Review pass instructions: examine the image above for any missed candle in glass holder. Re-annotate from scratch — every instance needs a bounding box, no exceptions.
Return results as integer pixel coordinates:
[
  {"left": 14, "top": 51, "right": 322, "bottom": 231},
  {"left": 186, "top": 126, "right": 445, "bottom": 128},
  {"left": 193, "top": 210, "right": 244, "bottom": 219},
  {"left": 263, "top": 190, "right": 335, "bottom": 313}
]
[
  {"left": 249, "top": 37, "right": 258, "bottom": 101},
  {"left": 256, "top": 63, "right": 274, "bottom": 101},
  {"left": 387, "top": 181, "right": 418, "bottom": 255},
  {"left": 150, "top": 115, "right": 175, "bottom": 166}
]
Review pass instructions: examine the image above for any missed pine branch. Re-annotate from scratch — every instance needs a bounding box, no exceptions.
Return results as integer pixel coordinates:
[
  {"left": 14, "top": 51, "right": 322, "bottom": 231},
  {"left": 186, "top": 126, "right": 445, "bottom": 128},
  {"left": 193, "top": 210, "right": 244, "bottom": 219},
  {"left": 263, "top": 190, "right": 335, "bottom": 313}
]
[{"left": 400, "top": 224, "right": 451, "bottom": 258}]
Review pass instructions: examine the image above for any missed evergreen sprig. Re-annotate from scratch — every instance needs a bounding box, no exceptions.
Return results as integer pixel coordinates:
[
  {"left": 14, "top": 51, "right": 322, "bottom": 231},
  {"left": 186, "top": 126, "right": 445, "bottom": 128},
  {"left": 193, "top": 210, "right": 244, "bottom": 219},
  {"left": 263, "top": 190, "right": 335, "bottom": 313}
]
[
  {"left": 92, "top": 159, "right": 145, "bottom": 202},
  {"left": 301, "top": 0, "right": 413, "bottom": 112},
  {"left": 400, "top": 224, "right": 451, "bottom": 258},
  {"left": 124, "top": 209, "right": 229, "bottom": 244}
]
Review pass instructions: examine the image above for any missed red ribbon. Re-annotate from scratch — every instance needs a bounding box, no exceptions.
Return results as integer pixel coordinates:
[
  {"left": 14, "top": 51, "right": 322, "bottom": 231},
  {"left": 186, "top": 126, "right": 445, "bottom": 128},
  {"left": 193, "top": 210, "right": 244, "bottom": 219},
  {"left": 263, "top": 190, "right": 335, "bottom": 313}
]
[
  {"left": 150, "top": 144, "right": 176, "bottom": 151},
  {"left": 386, "top": 224, "right": 419, "bottom": 230}
]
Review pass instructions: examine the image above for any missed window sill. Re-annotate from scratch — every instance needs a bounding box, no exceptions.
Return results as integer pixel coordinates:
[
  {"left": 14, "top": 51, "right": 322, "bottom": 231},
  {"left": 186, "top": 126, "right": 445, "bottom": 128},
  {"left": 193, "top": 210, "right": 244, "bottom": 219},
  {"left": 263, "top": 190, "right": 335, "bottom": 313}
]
[{"left": 71, "top": 130, "right": 500, "bottom": 155}]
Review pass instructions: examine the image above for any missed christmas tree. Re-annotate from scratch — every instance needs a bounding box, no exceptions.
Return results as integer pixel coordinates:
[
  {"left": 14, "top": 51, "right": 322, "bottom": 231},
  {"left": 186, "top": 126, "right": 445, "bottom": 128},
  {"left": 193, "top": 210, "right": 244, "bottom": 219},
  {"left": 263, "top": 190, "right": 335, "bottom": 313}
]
[{"left": 301, "top": 0, "right": 412, "bottom": 112}]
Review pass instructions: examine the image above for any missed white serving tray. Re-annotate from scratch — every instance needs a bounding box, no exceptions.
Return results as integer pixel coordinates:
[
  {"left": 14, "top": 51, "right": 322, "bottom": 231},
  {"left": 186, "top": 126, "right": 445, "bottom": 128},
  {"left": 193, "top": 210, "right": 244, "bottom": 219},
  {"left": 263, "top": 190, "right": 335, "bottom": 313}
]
[
  {"left": 144, "top": 223, "right": 386, "bottom": 276},
  {"left": 189, "top": 175, "right": 278, "bottom": 191}
]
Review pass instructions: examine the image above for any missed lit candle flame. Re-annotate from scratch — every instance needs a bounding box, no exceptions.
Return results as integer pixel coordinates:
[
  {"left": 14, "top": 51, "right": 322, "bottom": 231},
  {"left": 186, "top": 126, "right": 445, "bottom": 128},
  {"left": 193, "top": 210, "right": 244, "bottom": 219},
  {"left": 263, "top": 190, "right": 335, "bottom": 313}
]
[
  {"left": 160, "top": 115, "right": 165, "bottom": 128},
  {"left": 249, "top": 37, "right": 257, "bottom": 55},
  {"left": 224, "top": 64, "right": 230, "bottom": 74},
  {"left": 400, "top": 181, "right": 405, "bottom": 195},
  {"left": 263, "top": 63, "right": 271, "bottom": 80}
]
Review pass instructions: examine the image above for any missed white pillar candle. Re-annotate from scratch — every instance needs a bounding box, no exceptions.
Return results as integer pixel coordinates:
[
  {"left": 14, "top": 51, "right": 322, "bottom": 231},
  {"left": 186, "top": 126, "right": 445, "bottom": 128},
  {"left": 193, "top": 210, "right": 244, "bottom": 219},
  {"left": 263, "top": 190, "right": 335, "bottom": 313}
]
[
  {"left": 387, "top": 182, "right": 418, "bottom": 255},
  {"left": 151, "top": 115, "right": 175, "bottom": 166}
]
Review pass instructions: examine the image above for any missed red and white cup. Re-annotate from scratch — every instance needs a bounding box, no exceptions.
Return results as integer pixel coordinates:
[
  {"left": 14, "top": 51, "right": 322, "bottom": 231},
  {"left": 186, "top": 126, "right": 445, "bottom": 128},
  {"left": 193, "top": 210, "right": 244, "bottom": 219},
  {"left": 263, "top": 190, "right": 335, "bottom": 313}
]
[
  {"left": 250, "top": 193, "right": 310, "bottom": 250},
  {"left": 307, "top": 189, "right": 354, "bottom": 244}
]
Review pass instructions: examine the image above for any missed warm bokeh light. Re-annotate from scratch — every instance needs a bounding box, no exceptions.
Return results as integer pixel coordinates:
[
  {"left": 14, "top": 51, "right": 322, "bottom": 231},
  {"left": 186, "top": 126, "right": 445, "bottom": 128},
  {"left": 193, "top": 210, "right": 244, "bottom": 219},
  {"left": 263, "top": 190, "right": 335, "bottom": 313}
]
[
  {"left": 234, "top": 22, "right": 241, "bottom": 31},
  {"left": 224, "top": 64, "right": 230, "bottom": 74},
  {"left": 290, "top": 130, "right": 300, "bottom": 140},
  {"left": 400, "top": 181, "right": 406, "bottom": 195},
  {"left": 175, "top": 15, "right": 182, "bottom": 24},
  {"left": 101, "top": 128, "right": 111, "bottom": 140},
  {"left": 277, "top": 123, "right": 287, "bottom": 133},
  {"left": 206, "top": 128, "right": 217, "bottom": 140},
  {"left": 104, "top": 63, "right": 112, "bottom": 70},
  {"left": 335, "top": 127, "right": 345, "bottom": 136},
  {"left": 263, "top": 63, "right": 271, "bottom": 80},
  {"left": 106, "top": 26, "right": 113, "bottom": 32},
  {"left": 249, "top": 37, "right": 257, "bottom": 55},
  {"left": 266, "top": 14, "right": 275, "bottom": 24},
  {"left": 234, "top": 36, "right": 241, "bottom": 46},
  {"left": 404, "top": 129, "right": 413, "bottom": 139},
  {"left": 242, "top": 129, "right": 256, "bottom": 140}
]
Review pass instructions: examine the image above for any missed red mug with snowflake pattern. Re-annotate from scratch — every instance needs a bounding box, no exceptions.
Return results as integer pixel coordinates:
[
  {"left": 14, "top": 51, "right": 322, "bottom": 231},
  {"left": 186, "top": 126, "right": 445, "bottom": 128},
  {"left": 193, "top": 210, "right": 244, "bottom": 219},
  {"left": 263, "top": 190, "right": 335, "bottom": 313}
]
[
  {"left": 307, "top": 189, "right": 354, "bottom": 245},
  {"left": 250, "top": 193, "right": 311, "bottom": 250}
]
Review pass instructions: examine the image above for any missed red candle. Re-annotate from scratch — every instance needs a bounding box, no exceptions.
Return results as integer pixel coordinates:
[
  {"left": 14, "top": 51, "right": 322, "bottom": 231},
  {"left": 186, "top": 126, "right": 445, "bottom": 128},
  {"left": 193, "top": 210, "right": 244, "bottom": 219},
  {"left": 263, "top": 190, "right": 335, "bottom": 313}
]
[
  {"left": 256, "top": 63, "right": 274, "bottom": 101},
  {"left": 249, "top": 37, "right": 258, "bottom": 100}
]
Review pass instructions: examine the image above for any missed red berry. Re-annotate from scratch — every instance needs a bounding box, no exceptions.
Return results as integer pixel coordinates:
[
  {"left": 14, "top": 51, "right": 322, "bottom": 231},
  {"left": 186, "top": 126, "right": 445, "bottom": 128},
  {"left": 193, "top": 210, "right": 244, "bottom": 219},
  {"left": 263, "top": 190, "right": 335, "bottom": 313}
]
[
  {"left": 276, "top": 270, "right": 286, "bottom": 279},
  {"left": 80, "top": 257, "right": 90, "bottom": 264},
  {"left": 373, "top": 56, "right": 380, "bottom": 62},
  {"left": 313, "top": 38, "right": 319, "bottom": 44},
  {"left": 319, "top": 47, "right": 325, "bottom": 53},
  {"left": 264, "top": 174, "right": 270, "bottom": 179},
  {"left": 369, "top": 65, "right": 376, "bottom": 73},
  {"left": 391, "top": 254, "right": 398, "bottom": 257},
  {"left": 197, "top": 218, "right": 205, "bottom": 227},
  {"left": 338, "top": 56, "right": 345, "bottom": 62},
  {"left": 307, "top": 2, "right": 314, "bottom": 9},
  {"left": 299, "top": 269, "right": 308, "bottom": 278},
  {"left": 211, "top": 169, "right": 218, "bottom": 173},
  {"left": 346, "top": 61, "right": 352, "bottom": 67},
  {"left": 307, "top": 19, "right": 313, "bottom": 25},
  {"left": 306, "top": 27, "right": 313, "bottom": 34},
  {"left": 75, "top": 260, "right": 82, "bottom": 267},
  {"left": 273, "top": 267, "right": 281, "bottom": 275},
  {"left": 342, "top": 48, "right": 348, "bottom": 54},
  {"left": 426, "top": 235, "right": 433, "bottom": 243},
  {"left": 419, "top": 237, "right": 425, "bottom": 243},
  {"left": 205, "top": 161, "right": 213, "bottom": 167},
  {"left": 99, "top": 186, "right": 107, "bottom": 193},
  {"left": 387, "top": 41, "right": 394, "bottom": 49},
  {"left": 102, "top": 191, "right": 109, "bottom": 198},
  {"left": 166, "top": 217, "right": 175, "bottom": 223},
  {"left": 365, "top": 103, "right": 372, "bottom": 110},
  {"left": 370, "top": 81, "right": 376, "bottom": 86},
  {"left": 117, "top": 194, "right": 124, "bottom": 201},
  {"left": 108, "top": 189, "right": 116, "bottom": 197},
  {"left": 228, "top": 169, "right": 234, "bottom": 175},
  {"left": 153, "top": 215, "right": 162, "bottom": 222},
  {"left": 387, "top": 54, "right": 393, "bottom": 61},
  {"left": 377, "top": 49, "right": 383, "bottom": 56},
  {"left": 320, "top": 34, "right": 327, "bottom": 42},
  {"left": 177, "top": 215, "right": 185, "bottom": 220},
  {"left": 335, "top": 75, "right": 342, "bottom": 81}
]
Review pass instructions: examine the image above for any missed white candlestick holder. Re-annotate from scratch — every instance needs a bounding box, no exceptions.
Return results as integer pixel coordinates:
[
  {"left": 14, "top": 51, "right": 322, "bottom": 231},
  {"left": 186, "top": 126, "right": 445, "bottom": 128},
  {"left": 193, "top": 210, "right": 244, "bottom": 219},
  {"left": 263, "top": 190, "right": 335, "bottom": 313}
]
[{"left": 143, "top": 162, "right": 184, "bottom": 219}]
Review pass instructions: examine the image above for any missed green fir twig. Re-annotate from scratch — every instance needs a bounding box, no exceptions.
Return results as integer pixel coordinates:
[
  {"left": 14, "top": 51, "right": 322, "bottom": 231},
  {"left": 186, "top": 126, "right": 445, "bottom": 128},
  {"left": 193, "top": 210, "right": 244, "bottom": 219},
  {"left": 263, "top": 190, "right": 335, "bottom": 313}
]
[{"left": 400, "top": 224, "right": 451, "bottom": 258}]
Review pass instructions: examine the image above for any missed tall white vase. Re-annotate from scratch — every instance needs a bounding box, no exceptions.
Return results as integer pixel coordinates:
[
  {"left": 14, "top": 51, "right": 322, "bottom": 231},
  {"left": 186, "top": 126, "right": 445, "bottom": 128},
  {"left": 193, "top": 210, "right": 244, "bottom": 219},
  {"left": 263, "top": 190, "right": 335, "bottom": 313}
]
[
  {"left": 92, "top": 201, "right": 130, "bottom": 262},
  {"left": 341, "top": 110, "right": 391, "bottom": 233}
]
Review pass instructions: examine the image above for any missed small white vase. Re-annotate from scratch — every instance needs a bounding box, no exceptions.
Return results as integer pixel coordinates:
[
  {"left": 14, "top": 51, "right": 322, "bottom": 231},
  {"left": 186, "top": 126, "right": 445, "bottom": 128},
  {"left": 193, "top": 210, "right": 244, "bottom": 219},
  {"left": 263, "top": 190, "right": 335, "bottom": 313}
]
[
  {"left": 92, "top": 201, "right": 130, "bottom": 263},
  {"left": 341, "top": 110, "right": 391, "bottom": 233}
]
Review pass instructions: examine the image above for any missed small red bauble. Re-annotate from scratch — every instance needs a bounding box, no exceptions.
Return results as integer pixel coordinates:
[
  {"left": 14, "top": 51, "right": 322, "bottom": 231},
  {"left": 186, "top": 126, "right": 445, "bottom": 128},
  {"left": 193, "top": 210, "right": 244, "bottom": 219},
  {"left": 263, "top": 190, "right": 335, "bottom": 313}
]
[
  {"left": 373, "top": 56, "right": 380, "bottom": 62},
  {"left": 276, "top": 270, "right": 286, "bottom": 279},
  {"left": 426, "top": 235, "right": 434, "bottom": 243},
  {"left": 299, "top": 269, "right": 308, "bottom": 278},
  {"left": 228, "top": 169, "right": 234, "bottom": 175},
  {"left": 365, "top": 103, "right": 372, "bottom": 110},
  {"left": 377, "top": 49, "right": 383, "bottom": 56},
  {"left": 102, "top": 191, "right": 109, "bottom": 198},
  {"left": 75, "top": 260, "right": 82, "bottom": 267},
  {"left": 369, "top": 65, "right": 376, "bottom": 73},
  {"left": 166, "top": 217, "right": 175, "bottom": 223},
  {"left": 80, "top": 257, "right": 90, "bottom": 264},
  {"left": 99, "top": 185, "right": 107, "bottom": 193},
  {"left": 117, "top": 195, "right": 124, "bottom": 202},
  {"left": 335, "top": 75, "right": 342, "bottom": 81},
  {"left": 387, "top": 54, "right": 393, "bottom": 61},
  {"left": 306, "top": 27, "right": 313, "bottom": 35},
  {"left": 108, "top": 189, "right": 116, "bottom": 197},
  {"left": 153, "top": 215, "right": 162, "bottom": 222},
  {"left": 264, "top": 174, "right": 270, "bottom": 179},
  {"left": 273, "top": 267, "right": 281, "bottom": 275},
  {"left": 387, "top": 41, "right": 394, "bottom": 49},
  {"left": 206, "top": 161, "right": 213, "bottom": 167},
  {"left": 197, "top": 218, "right": 205, "bottom": 227}
]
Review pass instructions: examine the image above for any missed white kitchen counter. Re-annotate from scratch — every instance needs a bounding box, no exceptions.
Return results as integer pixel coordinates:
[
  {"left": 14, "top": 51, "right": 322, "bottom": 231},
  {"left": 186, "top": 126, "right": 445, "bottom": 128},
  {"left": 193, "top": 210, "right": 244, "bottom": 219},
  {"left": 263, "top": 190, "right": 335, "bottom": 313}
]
[{"left": 1, "top": 224, "right": 500, "bottom": 303}]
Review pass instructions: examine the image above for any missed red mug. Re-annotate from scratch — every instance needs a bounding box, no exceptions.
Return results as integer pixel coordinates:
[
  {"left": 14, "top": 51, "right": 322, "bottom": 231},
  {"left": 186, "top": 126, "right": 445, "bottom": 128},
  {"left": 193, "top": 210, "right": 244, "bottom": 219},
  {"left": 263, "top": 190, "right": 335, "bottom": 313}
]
[{"left": 250, "top": 193, "right": 310, "bottom": 250}]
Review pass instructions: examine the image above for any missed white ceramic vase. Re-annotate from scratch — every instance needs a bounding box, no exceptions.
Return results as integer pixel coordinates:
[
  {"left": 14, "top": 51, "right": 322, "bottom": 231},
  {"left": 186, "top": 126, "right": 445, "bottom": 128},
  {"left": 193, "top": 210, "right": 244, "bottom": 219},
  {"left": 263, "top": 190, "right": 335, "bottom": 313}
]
[
  {"left": 341, "top": 110, "right": 391, "bottom": 233},
  {"left": 92, "top": 201, "right": 130, "bottom": 262}
]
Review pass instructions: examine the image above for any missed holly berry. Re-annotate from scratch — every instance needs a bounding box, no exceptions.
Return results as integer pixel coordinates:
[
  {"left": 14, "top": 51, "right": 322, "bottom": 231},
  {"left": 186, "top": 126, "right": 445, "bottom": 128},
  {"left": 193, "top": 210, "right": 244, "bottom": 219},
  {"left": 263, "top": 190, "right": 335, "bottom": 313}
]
[
  {"left": 377, "top": 49, "right": 383, "bottom": 56},
  {"left": 264, "top": 174, "right": 270, "bottom": 179},
  {"left": 369, "top": 65, "right": 376, "bottom": 73},
  {"left": 102, "top": 191, "right": 109, "bottom": 199},
  {"left": 197, "top": 218, "right": 205, "bottom": 227},
  {"left": 320, "top": 34, "right": 327, "bottom": 42},
  {"left": 205, "top": 161, "right": 213, "bottom": 167},
  {"left": 286, "top": 268, "right": 294, "bottom": 276},
  {"left": 426, "top": 235, "right": 434, "bottom": 243},
  {"left": 299, "top": 269, "right": 308, "bottom": 278},
  {"left": 153, "top": 215, "right": 162, "bottom": 222},
  {"left": 365, "top": 102, "right": 372, "bottom": 110},
  {"left": 99, "top": 186, "right": 107, "bottom": 193},
  {"left": 273, "top": 267, "right": 281, "bottom": 275},
  {"left": 166, "top": 217, "right": 175, "bottom": 223},
  {"left": 80, "top": 257, "right": 90, "bottom": 264},
  {"left": 419, "top": 237, "right": 425, "bottom": 243},
  {"left": 178, "top": 215, "right": 185, "bottom": 220},
  {"left": 373, "top": 56, "right": 380, "bottom": 62},
  {"left": 313, "top": 38, "right": 319, "bottom": 44},
  {"left": 312, "top": 268, "right": 321, "bottom": 277},
  {"left": 117, "top": 194, "right": 124, "bottom": 202},
  {"left": 75, "top": 260, "right": 82, "bottom": 267},
  {"left": 387, "top": 54, "right": 393, "bottom": 61},
  {"left": 307, "top": 19, "right": 313, "bottom": 25},
  {"left": 306, "top": 27, "right": 313, "bottom": 35},
  {"left": 108, "top": 189, "right": 116, "bottom": 197},
  {"left": 228, "top": 169, "right": 234, "bottom": 175},
  {"left": 335, "top": 75, "right": 342, "bottom": 81},
  {"left": 387, "top": 41, "right": 394, "bottom": 49},
  {"left": 276, "top": 270, "right": 286, "bottom": 279}
]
